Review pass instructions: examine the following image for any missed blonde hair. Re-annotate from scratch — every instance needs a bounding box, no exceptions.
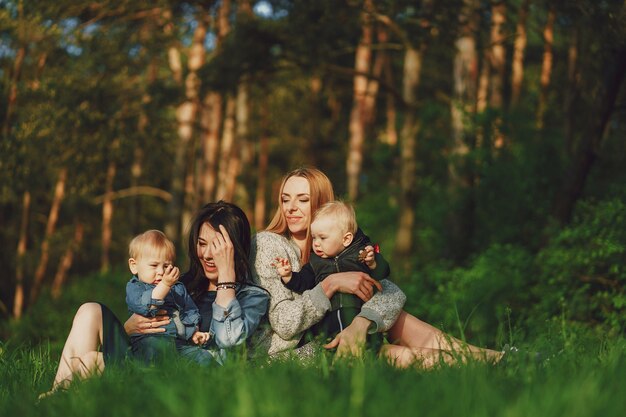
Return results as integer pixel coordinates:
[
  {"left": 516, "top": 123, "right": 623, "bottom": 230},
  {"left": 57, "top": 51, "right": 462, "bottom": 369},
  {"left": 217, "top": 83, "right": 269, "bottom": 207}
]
[
  {"left": 313, "top": 201, "right": 357, "bottom": 235},
  {"left": 265, "top": 167, "right": 335, "bottom": 263},
  {"left": 129, "top": 230, "right": 176, "bottom": 261}
]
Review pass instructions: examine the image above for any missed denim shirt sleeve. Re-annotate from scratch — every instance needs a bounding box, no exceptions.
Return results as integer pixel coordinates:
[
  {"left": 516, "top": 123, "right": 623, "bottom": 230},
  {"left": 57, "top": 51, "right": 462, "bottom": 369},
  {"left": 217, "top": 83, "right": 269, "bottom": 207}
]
[
  {"left": 125, "top": 277, "right": 164, "bottom": 317},
  {"left": 172, "top": 283, "right": 201, "bottom": 340},
  {"left": 209, "top": 286, "right": 269, "bottom": 349}
]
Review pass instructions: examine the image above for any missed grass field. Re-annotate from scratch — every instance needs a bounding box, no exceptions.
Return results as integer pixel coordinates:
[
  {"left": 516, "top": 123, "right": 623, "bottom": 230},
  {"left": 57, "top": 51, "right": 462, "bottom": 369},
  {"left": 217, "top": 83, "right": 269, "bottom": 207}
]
[
  {"left": 1, "top": 333, "right": 626, "bottom": 416},
  {"left": 2, "top": 269, "right": 626, "bottom": 416}
]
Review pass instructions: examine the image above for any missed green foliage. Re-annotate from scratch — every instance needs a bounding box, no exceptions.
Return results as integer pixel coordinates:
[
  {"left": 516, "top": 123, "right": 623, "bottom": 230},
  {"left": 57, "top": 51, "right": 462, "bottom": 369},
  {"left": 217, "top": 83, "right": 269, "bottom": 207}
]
[
  {"left": 2, "top": 269, "right": 129, "bottom": 349},
  {"left": 531, "top": 198, "right": 626, "bottom": 332},
  {"left": 404, "top": 244, "right": 533, "bottom": 346}
]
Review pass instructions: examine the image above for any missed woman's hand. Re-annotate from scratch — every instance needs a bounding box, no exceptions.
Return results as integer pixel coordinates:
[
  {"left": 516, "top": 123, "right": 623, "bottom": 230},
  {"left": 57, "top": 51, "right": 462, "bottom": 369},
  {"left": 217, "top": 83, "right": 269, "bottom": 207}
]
[
  {"left": 321, "top": 271, "right": 383, "bottom": 301},
  {"left": 323, "top": 316, "right": 371, "bottom": 357},
  {"left": 123, "top": 312, "right": 170, "bottom": 335},
  {"left": 212, "top": 224, "right": 236, "bottom": 283}
]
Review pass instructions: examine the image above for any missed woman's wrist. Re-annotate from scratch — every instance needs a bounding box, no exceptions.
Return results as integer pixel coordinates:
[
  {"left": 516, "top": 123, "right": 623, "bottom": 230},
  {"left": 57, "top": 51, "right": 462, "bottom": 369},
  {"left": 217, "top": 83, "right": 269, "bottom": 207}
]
[
  {"left": 217, "top": 271, "right": 236, "bottom": 284},
  {"left": 216, "top": 282, "right": 237, "bottom": 290}
]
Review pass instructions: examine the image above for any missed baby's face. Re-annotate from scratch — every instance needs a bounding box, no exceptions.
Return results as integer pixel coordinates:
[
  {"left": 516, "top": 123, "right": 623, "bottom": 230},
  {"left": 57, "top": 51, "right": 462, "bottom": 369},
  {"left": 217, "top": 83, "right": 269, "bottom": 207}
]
[
  {"left": 310, "top": 216, "right": 348, "bottom": 258},
  {"left": 129, "top": 246, "right": 173, "bottom": 285}
]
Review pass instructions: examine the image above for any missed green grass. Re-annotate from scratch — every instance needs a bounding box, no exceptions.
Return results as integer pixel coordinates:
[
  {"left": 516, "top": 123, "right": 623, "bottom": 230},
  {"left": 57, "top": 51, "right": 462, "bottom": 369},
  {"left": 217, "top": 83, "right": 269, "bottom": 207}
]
[
  {"left": 1, "top": 335, "right": 626, "bottom": 416},
  {"left": 2, "top": 269, "right": 626, "bottom": 415}
]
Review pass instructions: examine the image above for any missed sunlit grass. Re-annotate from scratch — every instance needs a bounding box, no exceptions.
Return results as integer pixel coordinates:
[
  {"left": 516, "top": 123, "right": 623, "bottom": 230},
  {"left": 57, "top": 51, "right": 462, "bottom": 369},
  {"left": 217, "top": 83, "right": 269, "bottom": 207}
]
[{"left": 1, "top": 334, "right": 625, "bottom": 416}]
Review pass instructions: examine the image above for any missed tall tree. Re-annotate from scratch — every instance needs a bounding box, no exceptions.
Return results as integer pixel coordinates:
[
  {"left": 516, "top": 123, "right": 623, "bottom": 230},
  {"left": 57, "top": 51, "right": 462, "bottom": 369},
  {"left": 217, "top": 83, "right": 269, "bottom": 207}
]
[
  {"left": 552, "top": 45, "right": 626, "bottom": 224},
  {"left": 510, "top": 0, "right": 530, "bottom": 106},
  {"left": 346, "top": 0, "right": 375, "bottom": 201},
  {"left": 29, "top": 167, "right": 67, "bottom": 304},
  {"left": 536, "top": 5, "right": 556, "bottom": 129},
  {"left": 448, "top": 0, "right": 479, "bottom": 258},
  {"left": 166, "top": 7, "right": 207, "bottom": 243}
]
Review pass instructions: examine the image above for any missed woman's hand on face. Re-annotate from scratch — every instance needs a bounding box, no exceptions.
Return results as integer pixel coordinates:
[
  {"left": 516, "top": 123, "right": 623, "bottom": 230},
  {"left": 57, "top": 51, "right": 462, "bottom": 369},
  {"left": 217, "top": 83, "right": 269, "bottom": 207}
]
[
  {"left": 123, "top": 312, "right": 170, "bottom": 335},
  {"left": 322, "top": 271, "right": 383, "bottom": 301},
  {"left": 212, "top": 224, "right": 236, "bottom": 283},
  {"left": 323, "top": 316, "right": 371, "bottom": 358}
]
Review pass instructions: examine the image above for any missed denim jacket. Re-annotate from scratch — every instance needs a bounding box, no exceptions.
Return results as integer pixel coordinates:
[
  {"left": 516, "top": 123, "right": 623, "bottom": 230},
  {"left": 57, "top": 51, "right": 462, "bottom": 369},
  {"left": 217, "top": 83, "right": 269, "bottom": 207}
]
[
  {"left": 195, "top": 284, "right": 269, "bottom": 349},
  {"left": 125, "top": 276, "right": 200, "bottom": 341}
]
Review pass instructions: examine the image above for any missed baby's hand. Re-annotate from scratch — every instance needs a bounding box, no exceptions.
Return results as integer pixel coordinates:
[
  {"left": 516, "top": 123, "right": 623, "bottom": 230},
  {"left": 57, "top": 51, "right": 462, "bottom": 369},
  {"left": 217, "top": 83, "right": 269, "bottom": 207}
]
[
  {"left": 271, "top": 257, "right": 293, "bottom": 282},
  {"left": 192, "top": 331, "right": 210, "bottom": 346},
  {"left": 359, "top": 246, "right": 377, "bottom": 270},
  {"left": 162, "top": 264, "right": 180, "bottom": 287}
]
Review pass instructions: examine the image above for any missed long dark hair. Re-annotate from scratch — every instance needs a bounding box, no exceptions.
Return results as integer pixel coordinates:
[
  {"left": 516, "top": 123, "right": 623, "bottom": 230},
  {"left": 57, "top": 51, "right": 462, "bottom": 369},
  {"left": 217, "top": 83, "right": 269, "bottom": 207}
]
[{"left": 183, "top": 201, "right": 253, "bottom": 300}]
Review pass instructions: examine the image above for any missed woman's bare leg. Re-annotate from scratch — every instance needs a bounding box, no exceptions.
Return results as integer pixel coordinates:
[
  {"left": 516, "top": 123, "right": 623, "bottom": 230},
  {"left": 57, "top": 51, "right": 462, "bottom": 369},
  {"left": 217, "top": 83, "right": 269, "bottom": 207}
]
[
  {"left": 387, "top": 310, "right": 502, "bottom": 363},
  {"left": 50, "top": 303, "right": 105, "bottom": 391},
  {"left": 380, "top": 344, "right": 458, "bottom": 369}
]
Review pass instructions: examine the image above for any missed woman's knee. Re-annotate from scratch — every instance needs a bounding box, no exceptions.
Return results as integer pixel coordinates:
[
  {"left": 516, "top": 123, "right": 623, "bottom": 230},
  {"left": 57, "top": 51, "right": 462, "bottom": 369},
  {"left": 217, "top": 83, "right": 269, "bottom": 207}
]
[{"left": 72, "top": 303, "right": 103, "bottom": 329}]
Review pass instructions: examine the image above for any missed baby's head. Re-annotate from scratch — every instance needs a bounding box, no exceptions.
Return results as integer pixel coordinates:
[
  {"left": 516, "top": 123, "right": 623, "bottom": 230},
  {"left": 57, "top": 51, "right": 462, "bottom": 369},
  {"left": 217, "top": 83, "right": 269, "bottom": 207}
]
[
  {"left": 128, "top": 230, "right": 176, "bottom": 284},
  {"left": 310, "top": 201, "right": 357, "bottom": 259}
]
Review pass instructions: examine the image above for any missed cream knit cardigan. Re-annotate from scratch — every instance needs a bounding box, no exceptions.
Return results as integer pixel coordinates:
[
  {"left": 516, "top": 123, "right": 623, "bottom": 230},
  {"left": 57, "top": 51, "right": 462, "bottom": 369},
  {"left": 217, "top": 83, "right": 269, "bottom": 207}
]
[{"left": 251, "top": 231, "right": 406, "bottom": 355}]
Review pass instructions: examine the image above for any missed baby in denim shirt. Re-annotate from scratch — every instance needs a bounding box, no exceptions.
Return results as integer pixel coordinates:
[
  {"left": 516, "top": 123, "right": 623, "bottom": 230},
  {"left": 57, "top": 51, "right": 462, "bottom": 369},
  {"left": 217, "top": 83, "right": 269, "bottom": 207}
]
[{"left": 125, "top": 230, "right": 209, "bottom": 363}]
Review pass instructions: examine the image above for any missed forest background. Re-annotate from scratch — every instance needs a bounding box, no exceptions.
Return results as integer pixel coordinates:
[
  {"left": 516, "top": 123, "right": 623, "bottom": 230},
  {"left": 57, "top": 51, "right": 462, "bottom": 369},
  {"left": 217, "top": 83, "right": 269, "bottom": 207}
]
[{"left": 1, "top": 0, "right": 625, "bottom": 358}]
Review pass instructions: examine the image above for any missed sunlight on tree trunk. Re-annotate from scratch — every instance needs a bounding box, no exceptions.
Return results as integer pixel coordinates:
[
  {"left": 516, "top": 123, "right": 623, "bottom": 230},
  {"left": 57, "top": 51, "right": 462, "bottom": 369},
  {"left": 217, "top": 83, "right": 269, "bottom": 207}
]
[
  {"left": 536, "top": 6, "right": 556, "bottom": 129},
  {"left": 347, "top": 0, "right": 374, "bottom": 201},
  {"left": 383, "top": 50, "right": 397, "bottom": 146},
  {"left": 395, "top": 46, "right": 423, "bottom": 258},
  {"left": 510, "top": 0, "right": 530, "bottom": 107},
  {"left": 489, "top": 1, "right": 506, "bottom": 109},
  {"left": 166, "top": 12, "right": 206, "bottom": 243},
  {"left": 200, "top": 92, "right": 223, "bottom": 203},
  {"left": 30, "top": 167, "right": 67, "bottom": 305},
  {"left": 448, "top": 0, "right": 479, "bottom": 259},
  {"left": 52, "top": 222, "right": 84, "bottom": 299},
  {"left": 13, "top": 191, "right": 30, "bottom": 319},
  {"left": 216, "top": 97, "right": 237, "bottom": 200}
]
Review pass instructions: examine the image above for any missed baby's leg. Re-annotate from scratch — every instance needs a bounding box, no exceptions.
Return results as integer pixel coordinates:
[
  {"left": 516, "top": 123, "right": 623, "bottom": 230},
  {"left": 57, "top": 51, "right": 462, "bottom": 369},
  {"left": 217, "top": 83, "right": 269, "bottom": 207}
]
[{"left": 50, "top": 303, "right": 105, "bottom": 391}]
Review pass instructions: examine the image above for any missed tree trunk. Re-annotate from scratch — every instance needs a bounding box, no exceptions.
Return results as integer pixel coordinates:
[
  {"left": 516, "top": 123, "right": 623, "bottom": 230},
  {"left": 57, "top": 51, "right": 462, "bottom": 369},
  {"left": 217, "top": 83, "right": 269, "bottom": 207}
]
[
  {"left": 536, "top": 6, "right": 556, "bottom": 129},
  {"left": 552, "top": 46, "right": 626, "bottom": 225},
  {"left": 476, "top": 46, "right": 490, "bottom": 114},
  {"left": 564, "top": 27, "right": 579, "bottom": 155},
  {"left": 383, "top": 50, "right": 398, "bottom": 146},
  {"left": 200, "top": 92, "right": 223, "bottom": 203},
  {"left": 347, "top": 0, "right": 374, "bottom": 201},
  {"left": 448, "top": 0, "right": 479, "bottom": 259},
  {"left": 3, "top": 0, "right": 26, "bottom": 136},
  {"left": 489, "top": 1, "right": 506, "bottom": 109},
  {"left": 3, "top": 45, "right": 26, "bottom": 137},
  {"left": 216, "top": 97, "right": 236, "bottom": 200},
  {"left": 395, "top": 46, "right": 424, "bottom": 258},
  {"left": 30, "top": 167, "right": 67, "bottom": 304},
  {"left": 165, "top": 14, "right": 206, "bottom": 242},
  {"left": 254, "top": 129, "right": 269, "bottom": 229},
  {"left": 51, "top": 222, "right": 84, "bottom": 299},
  {"left": 101, "top": 139, "right": 119, "bottom": 273},
  {"left": 510, "top": 0, "right": 530, "bottom": 106},
  {"left": 13, "top": 191, "right": 30, "bottom": 319}
]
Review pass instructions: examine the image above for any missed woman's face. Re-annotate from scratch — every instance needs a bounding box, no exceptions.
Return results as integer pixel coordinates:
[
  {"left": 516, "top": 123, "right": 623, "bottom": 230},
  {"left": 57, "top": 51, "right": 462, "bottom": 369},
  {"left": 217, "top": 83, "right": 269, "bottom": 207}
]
[
  {"left": 196, "top": 222, "right": 220, "bottom": 281},
  {"left": 281, "top": 176, "right": 311, "bottom": 238}
]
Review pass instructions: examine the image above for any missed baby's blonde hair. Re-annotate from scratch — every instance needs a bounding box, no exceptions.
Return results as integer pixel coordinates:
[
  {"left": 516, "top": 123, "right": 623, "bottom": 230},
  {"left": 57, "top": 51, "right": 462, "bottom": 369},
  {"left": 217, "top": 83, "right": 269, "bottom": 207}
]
[
  {"left": 312, "top": 201, "right": 357, "bottom": 234},
  {"left": 128, "top": 230, "right": 176, "bottom": 261}
]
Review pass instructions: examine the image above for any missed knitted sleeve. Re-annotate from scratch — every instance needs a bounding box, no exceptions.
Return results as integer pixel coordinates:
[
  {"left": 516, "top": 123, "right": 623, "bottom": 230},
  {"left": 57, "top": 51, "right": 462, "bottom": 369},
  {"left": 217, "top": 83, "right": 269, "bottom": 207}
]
[{"left": 250, "top": 232, "right": 331, "bottom": 341}]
